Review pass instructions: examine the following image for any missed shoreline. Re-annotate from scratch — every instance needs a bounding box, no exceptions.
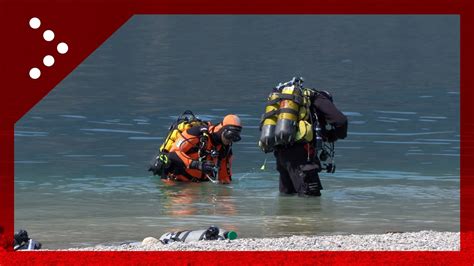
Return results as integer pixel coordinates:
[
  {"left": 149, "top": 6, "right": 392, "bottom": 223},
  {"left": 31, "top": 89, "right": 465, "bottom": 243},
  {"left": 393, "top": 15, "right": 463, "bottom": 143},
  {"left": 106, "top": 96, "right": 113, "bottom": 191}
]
[{"left": 56, "top": 230, "right": 459, "bottom": 251}]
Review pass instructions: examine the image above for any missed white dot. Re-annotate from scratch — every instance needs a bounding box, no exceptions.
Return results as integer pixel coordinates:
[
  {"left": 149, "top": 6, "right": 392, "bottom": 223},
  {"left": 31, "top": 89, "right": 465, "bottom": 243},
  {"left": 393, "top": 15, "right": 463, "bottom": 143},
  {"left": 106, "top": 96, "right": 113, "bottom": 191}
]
[
  {"left": 43, "top": 55, "right": 55, "bottom": 67},
  {"left": 29, "top": 17, "right": 41, "bottom": 29},
  {"left": 29, "top": 68, "right": 41, "bottom": 79},
  {"left": 43, "top": 30, "right": 55, "bottom": 41},
  {"left": 57, "top": 42, "right": 68, "bottom": 54}
]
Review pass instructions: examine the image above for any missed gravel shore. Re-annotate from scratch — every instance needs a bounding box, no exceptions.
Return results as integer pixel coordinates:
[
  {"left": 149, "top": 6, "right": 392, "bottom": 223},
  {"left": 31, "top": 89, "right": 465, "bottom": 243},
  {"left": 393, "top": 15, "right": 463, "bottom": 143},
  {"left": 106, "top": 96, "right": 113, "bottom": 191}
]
[{"left": 60, "top": 231, "right": 459, "bottom": 251}]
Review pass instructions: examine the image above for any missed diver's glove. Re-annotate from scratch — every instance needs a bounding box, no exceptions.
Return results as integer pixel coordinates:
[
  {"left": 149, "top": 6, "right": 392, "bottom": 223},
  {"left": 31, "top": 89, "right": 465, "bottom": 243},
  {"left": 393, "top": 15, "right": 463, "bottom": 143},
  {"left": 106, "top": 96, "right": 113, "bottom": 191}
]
[{"left": 190, "top": 160, "right": 215, "bottom": 174}]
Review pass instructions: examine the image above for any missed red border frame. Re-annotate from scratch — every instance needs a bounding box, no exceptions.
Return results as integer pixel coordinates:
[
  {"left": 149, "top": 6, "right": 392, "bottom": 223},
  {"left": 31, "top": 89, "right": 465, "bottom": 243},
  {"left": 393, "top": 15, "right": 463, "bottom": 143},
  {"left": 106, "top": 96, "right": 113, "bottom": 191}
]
[{"left": 1, "top": 0, "right": 473, "bottom": 264}]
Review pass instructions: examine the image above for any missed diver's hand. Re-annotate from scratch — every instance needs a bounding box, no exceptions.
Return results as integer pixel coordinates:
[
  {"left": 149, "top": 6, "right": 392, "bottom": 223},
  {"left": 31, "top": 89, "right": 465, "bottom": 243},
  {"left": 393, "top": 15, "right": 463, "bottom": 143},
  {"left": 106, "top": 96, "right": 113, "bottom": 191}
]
[{"left": 190, "top": 160, "right": 215, "bottom": 174}]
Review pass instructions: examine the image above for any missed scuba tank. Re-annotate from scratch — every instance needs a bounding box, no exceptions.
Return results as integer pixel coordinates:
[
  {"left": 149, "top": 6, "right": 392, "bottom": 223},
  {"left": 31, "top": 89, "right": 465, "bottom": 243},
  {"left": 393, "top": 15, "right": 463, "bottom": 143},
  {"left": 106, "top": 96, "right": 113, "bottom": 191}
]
[
  {"left": 160, "top": 122, "right": 183, "bottom": 153},
  {"left": 259, "top": 91, "right": 280, "bottom": 153},
  {"left": 259, "top": 77, "right": 310, "bottom": 151},
  {"left": 149, "top": 110, "right": 209, "bottom": 178},
  {"left": 274, "top": 83, "right": 303, "bottom": 145},
  {"left": 294, "top": 88, "right": 314, "bottom": 144},
  {"left": 159, "top": 226, "right": 238, "bottom": 244},
  {"left": 160, "top": 110, "right": 206, "bottom": 153}
]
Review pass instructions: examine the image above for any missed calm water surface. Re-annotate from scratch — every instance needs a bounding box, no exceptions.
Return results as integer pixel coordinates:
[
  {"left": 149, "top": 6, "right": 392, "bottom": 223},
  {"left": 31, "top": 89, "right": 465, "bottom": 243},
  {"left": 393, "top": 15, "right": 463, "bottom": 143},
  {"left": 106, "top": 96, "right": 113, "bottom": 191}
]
[{"left": 15, "top": 15, "right": 459, "bottom": 249}]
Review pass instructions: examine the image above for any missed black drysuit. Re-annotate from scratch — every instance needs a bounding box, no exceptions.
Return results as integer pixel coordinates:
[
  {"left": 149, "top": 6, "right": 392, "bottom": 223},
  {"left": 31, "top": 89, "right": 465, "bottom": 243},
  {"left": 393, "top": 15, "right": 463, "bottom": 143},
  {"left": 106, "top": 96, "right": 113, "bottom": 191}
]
[{"left": 273, "top": 91, "right": 348, "bottom": 196}]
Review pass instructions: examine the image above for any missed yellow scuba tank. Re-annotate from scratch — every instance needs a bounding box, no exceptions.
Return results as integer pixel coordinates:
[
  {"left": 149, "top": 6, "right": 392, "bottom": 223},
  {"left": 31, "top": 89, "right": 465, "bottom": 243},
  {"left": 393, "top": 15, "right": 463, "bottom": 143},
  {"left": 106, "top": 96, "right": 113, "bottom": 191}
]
[
  {"left": 149, "top": 110, "right": 208, "bottom": 178},
  {"left": 160, "top": 128, "right": 178, "bottom": 153},
  {"left": 259, "top": 92, "right": 280, "bottom": 153},
  {"left": 294, "top": 88, "right": 314, "bottom": 143},
  {"left": 160, "top": 120, "right": 206, "bottom": 153},
  {"left": 274, "top": 85, "right": 302, "bottom": 145}
]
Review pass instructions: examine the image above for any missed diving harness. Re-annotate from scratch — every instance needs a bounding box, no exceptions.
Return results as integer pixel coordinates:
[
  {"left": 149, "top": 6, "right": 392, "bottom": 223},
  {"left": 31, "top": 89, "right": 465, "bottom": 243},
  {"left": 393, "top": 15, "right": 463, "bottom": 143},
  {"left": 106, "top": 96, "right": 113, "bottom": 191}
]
[{"left": 259, "top": 77, "right": 337, "bottom": 173}]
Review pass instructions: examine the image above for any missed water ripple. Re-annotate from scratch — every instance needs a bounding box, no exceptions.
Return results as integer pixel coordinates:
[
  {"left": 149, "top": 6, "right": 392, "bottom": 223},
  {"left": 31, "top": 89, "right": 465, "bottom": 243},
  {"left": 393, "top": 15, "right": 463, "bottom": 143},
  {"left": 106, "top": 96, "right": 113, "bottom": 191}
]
[
  {"left": 343, "top": 111, "right": 363, "bottom": 117},
  {"left": 15, "top": 131, "right": 49, "bottom": 137},
  {"left": 128, "top": 136, "right": 163, "bottom": 140},
  {"left": 350, "top": 131, "right": 453, "bottom": 136},
  {"left": 405, "top": 153, "right": 459, "bottom": 157},
  {"left": 15, "top": 160, "right": 49, "bottom": 164},
  {"left": 419, "top": 116, "right": 447, "bottom": 120},
  {"left": 374, "top": 141, "right": 450, "bottom": 145},
  {"left": 60, "top": 115, "right": 87, "bottom": 119},
  {"left": 87, "top": 121, "right": 134, "bottom": 126},
  {"left": 374, "top": 110, "right": 417, "bottom": 115},
  {"left": 80, "top": 128, "right": 149, "bottom": 134},
  {"left": 377, "top": 116, "right": 411, "bottom": 121}
]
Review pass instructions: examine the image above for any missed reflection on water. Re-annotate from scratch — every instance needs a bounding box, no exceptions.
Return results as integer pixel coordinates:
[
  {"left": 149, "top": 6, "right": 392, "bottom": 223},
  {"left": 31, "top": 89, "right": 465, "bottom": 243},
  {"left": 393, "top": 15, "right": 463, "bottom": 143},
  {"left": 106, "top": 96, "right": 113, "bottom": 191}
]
[
  {"left": 160, "top": 182, "right": 238, "bottom": 217},
  {"left": 15, "top": 15, "right": 459, "bottom": 249}
]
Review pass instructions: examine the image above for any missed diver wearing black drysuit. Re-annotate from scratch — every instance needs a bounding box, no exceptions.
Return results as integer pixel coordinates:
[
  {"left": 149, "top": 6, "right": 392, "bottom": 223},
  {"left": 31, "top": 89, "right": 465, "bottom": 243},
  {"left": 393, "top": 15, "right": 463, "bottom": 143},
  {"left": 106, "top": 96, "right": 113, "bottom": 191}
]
[{"left": 274, "top": 89, "right": 348, "bottom": 196}]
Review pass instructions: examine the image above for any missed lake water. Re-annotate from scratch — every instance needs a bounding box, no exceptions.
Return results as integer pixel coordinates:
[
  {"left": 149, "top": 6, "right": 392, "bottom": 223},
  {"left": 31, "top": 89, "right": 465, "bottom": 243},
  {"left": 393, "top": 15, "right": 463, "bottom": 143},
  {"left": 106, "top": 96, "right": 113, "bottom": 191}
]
[{"left": 14, "top": 15, "right": 460, "bottom": 249}]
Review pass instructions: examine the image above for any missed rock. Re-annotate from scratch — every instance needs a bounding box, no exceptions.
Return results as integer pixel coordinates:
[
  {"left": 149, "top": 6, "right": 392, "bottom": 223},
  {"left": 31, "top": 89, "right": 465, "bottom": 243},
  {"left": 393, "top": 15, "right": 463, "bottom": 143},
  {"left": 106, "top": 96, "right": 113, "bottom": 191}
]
[{"left": 142, "top": 237, "right": 160, "bottom": 246}]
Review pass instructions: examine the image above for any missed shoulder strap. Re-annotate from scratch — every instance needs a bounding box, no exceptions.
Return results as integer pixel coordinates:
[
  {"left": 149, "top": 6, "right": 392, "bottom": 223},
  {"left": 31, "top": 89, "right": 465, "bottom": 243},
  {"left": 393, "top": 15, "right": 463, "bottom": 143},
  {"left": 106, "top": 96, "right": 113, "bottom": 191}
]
[{"left": 198, "top": 127, "right": 210, "bottom": 160}]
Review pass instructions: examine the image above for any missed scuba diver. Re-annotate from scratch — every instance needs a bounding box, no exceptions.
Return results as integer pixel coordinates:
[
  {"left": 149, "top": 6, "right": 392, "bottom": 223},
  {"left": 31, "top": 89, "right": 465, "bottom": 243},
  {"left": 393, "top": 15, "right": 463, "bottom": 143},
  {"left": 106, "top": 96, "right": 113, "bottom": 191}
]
[
  {"left": 149, "top": 112, "right": 242, "bottom": 184},
  {"left": 259, "top": 77, "right": 348, "bottom": 196}
]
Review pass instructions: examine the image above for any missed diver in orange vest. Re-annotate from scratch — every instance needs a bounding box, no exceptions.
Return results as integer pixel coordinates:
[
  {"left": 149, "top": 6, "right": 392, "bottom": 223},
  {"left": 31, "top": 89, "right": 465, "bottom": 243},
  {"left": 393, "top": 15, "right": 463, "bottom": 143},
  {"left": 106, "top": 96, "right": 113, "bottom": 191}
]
[{"left": 164, "top": 114, "right": 242, "bottom": 184}]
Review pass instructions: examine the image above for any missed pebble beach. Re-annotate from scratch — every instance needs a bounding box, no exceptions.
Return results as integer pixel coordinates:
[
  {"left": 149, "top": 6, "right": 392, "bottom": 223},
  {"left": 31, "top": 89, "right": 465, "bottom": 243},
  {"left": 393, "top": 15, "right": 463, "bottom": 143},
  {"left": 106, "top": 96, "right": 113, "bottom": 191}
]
[{"left": 59, "top": 231, "right": 459, "bottom": 251}]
